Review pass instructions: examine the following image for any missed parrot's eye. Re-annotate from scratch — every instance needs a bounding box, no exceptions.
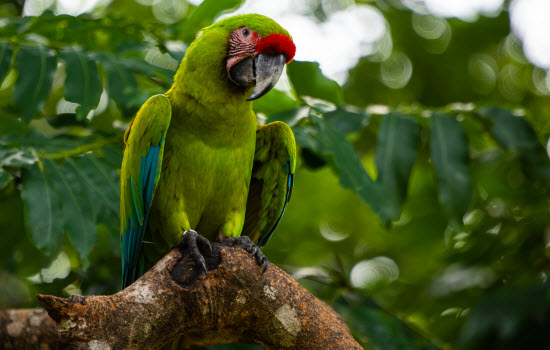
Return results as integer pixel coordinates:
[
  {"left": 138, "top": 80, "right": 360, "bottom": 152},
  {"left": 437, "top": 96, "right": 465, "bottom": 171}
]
[{"left": 242, "top": 28, "right": 250, "bottom": 37}]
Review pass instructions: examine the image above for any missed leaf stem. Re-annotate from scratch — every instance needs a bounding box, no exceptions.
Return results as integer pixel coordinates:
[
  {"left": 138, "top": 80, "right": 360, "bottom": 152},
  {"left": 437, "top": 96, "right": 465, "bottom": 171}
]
[{"left": 38, "top": 137, "right": 119, "bottom": 160}]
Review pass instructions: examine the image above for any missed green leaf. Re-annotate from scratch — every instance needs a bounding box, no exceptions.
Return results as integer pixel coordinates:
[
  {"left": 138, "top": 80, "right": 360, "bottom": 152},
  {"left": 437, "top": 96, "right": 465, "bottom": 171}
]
[
  {"left": 266, "top": 106, "right": 310, "bottom": 128},
  {"left": 300, "top": 147, "right": 327, "bottom": 169},
  {"left": 0, "top": 41, "right": 13, "bottom": 85},
  {"left": 70, "top": 153, "right": 120, "bottom": 215},
  {"left": 294, "top": 117, "right": 390, "bottom": 222},
  {"left": 325, "top": 105, "right": 369, "bottom": 134},
  {"left": 458, "top": 284, "right": 549, "bottom": 350},
  {"left": 46, "top": 113, "right": 88, "bottom": 128},
  {"left": 100, "top": 145, "right": 123, "bottom": 169},
  {"left": 0, "top": 186, "right": 25, "bottom": 263},
  {"left": 42, "top": 159, "right": 97, "bottom": 267},
  {"left": 301, "top": 96, "right": 337, "bottom": 114},
  {"left": 478, "top": 107, "right": 541, "bottom": 152},
  {"left": 13, "top": 46, "right": 57, "bottom": 122},
  {"left": 101, "top": 54, "right": 139, "bottom": 109},
  {"left": 0, "top": 111, "right": 28, "bottom": 136},
  {"left": 253, "top": 89, "right": 299, "bottom": 116},
  {"left": 21, "top": 162, "right": 64, "bottom": 255},
  {"left": 0, "top": 146, "right": 38, "bottom": 168},
  {"left": 334, "top": 294, "right": 428, "bottom": 350},
  {"left": 375, "top": 113, "right": 420, "bottom": 219},
  {"left": 118, "top": 57, "right": 173, "bottom": 86},
  {"left": 478, "top": 107, "right": 550, "bottom": 182},
  {"left": 286, "top": 61, "right": 343, "bottom": 105},
  {"left": 61, "top": 47, "right": 102, "bottom": 120},
  {"left": 182, "top": 0, "right": 245, "bottom": 42},
  {"left": 0, "top": 169, "right": 12, "bottom": 189},
  {"left": 0, "top": 131, "right": 99, "bottom": 154},
  {"left": 430, "top": 113, "right": 472, "bottom": 224}
]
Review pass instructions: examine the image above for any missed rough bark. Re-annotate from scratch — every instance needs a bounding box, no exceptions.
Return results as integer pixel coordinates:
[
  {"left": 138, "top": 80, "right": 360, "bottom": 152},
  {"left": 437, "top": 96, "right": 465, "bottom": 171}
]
[
  {"left": 11, "top": 239, "right": 361, "bottom": 349},
  {"left": 0, "top": 308, "right": 59, "bottom": 349}
]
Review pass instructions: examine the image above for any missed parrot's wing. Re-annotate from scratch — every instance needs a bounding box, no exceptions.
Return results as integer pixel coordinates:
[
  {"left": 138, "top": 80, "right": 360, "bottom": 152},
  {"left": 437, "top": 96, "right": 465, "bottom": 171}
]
[
  {"left": 120, "top": 94, "right": 171, "bottom": 289},
  {"left": 243, "top": 121, "right": 296, "bottom": 247}
]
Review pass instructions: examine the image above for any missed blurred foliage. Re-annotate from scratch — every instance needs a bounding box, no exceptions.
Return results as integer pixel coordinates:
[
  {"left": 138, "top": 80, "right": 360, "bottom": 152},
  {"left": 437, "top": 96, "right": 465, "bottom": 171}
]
[{"left": 1, "top": 0, "right": 550, "bottom": 349}]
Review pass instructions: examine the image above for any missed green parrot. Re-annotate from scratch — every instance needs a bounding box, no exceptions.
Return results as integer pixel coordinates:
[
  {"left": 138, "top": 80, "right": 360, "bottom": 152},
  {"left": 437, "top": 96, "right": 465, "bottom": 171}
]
[{"left": 120, "top": 14, "right": 297, "bottom": 288}]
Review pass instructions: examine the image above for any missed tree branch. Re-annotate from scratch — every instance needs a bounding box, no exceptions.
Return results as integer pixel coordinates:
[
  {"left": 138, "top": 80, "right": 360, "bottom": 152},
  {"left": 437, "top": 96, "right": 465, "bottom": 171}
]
[
  {"left": 30, "top": 239, "right": 361, "bottom": 349},
  {"left": 0, "top": 308, "right": 58, "bottom": 349}
]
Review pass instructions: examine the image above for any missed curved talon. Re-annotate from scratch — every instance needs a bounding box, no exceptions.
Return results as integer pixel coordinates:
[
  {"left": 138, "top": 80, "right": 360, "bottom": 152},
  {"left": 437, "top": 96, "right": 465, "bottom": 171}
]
[
  {"left": 245, "top": 242, "right": 255, "bottom": 254},
  {"left": 260, "top": 256, "right": 268, "bottom": 272},
  {"left": 224, "top": 236, "right": 269, "bottom": 273},
  {"left": 182, "top": 230, "right": 212, "bottom": 276},
  {"left": 197, "top": 234, "right": 213, "bottom": 255}
]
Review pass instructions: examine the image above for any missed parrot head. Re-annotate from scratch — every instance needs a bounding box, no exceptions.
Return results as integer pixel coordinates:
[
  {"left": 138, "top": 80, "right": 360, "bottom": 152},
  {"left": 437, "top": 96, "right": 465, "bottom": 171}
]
[
  {"left": 224, "top": 17, "right": 295, "bottom": 100},
  {"left": 173, "top": 14, "right": 295, "bottom": 103}
]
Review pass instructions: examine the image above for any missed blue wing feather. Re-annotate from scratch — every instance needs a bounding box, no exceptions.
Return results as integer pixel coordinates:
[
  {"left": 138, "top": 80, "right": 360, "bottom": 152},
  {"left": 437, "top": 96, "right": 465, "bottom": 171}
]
[
  {"left": 120, "top": 94, "right": 171, "bottom": 289},
  {"left": 121, "top": 144, "right": 162, "bottom": 288}
]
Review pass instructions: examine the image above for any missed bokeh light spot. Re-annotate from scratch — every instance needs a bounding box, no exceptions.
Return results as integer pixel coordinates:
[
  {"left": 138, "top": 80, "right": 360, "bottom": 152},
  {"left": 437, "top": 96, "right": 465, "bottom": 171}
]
[
  {"left": 430, "top": 264, "right": 496, "bottom": 296},
  {"left": 145, "top": 47, "right": 180, "bottom": 71},
  {"left": 498, "top": 64, "right": 526, "bottom": 102},
  {"left": 27, "top": 252, "right": 71, "bottom": 284},
  {"left": 380, "top": 52, "right": 413, "bottom": 89},
  {"left": 487, "top": 198, "right": 507, "bottom": 218},
  {"left": 152, "top": 0, "right": 188, "bottom": 24},
  {"left": 423, "top": 0, "right": 504, "bottom": 21},
  {"left": 350, "top": 256, "right": 399, "bottom": 289},
  {"left": 511, "top": 0, "right": 550, "bottom": 69},
  {"left": 531, "top": 68, "right": 550, "bottom": 95},
  {"left": 468, "top": 53, "right": 497, "bottom": 95},
  {"left": 319, "top": 222, "right": 349, "bottom": 242},
  {"left": 412, "top": 14, "right": 447, "bottom": 40}
]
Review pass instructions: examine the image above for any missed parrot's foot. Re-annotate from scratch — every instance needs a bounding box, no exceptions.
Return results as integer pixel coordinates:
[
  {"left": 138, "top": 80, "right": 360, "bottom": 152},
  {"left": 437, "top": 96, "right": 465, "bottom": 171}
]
[
  {"left": 181, "top": 230, "right": 212, "bottom": 276},
  {"left": 224, "top": 236, "right": 268, "bottom": 273}
]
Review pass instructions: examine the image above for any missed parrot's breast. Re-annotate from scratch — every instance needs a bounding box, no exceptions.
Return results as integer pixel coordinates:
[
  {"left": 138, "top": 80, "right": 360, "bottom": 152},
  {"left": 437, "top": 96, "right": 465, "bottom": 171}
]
[{"left": 145, "top": 108, "right": 257, "bottom": 259}]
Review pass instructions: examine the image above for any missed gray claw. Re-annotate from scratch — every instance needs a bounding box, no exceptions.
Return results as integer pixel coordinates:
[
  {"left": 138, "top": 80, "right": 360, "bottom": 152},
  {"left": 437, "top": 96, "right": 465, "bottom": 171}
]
[
  {"left": 225, "top": 236, "right": 269, "bottom": 273},
  {"left": 197, "top": 234, "right": 213, "bottom": 255},
  {"left": 260, "top": 256, "right": 268, "bottom": 273},
  {"left": 183, "top": 230, "right": 211, "bottom": 276}
]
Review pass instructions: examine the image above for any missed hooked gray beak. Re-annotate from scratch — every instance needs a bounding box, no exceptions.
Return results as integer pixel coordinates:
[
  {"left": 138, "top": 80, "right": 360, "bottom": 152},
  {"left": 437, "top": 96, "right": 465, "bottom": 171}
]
[
  {"left": 247, "top": 53, "right": 285, "bottom": 101},
  {"left": 228, "top": 53, "right": 286, "bottom": 101}
]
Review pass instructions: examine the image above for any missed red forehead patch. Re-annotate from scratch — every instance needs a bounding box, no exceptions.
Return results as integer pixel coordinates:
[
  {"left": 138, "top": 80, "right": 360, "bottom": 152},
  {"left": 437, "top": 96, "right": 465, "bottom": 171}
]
[{"left": 256, "top": 33, "right": 296, "bottom": 63}]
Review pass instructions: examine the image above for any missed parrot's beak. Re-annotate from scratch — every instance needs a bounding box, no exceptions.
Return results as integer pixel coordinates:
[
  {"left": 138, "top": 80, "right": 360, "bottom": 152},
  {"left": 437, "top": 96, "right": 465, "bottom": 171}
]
[
  {"left": 228, "top": 53, "right": 286, "bottom": 101},
  {"left": 246, "top": 53, "right": 285, "bottom": 101}
]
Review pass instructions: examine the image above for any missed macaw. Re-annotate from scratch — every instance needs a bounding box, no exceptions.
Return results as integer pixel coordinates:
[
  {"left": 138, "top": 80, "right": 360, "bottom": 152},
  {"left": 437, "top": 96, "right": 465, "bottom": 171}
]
[{"left": 120, "top": 14, "right": 297, "bottom": 289}]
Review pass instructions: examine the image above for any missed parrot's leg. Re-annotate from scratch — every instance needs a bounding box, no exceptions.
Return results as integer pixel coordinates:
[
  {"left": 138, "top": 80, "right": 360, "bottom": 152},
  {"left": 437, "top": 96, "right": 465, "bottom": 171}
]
[
  {"left": 180, "top": 230, "right": 213, "bottom": 275},
  {"left": 224, "top": 236, "right": 268, "bottom": 272}
]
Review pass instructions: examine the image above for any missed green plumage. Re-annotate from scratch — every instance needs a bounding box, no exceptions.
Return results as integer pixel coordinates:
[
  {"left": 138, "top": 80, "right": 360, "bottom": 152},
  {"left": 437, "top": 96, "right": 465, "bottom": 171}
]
[{"left": 120, "top": 14, "right": 296, "bottom": 287}]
